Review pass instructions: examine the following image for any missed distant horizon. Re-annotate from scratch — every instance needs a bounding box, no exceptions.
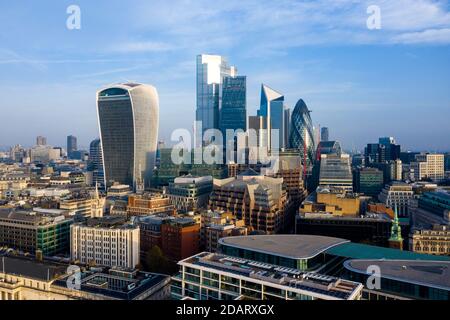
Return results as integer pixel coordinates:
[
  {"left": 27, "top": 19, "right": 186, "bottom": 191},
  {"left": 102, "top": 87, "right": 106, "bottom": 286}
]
[{"left": 1, "top": 1, "right": 450, "bottom": 151}]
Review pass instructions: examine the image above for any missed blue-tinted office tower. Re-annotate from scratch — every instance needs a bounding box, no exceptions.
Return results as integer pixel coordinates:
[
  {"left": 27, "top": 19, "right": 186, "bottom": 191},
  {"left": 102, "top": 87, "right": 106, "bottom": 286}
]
[
  {"left": 289, "top": 99, "right": 316, "bottom": 167},
  {"left": 219, "top": 76, "right": 247, "bottom": 135},
  {"left": 196, "top": 54, "right": 236, "bottom": 146},
  {"left": 258, "top": 84, "right": 289, "bottom": 150},
  {"left": 97, "top": 83, "right": 159, "bottom": 189},
  {"left": 88, "top": 138, "right": 104, "bottom": 189},
  {"left": 321, "top": 127, "right": 329, "bottom": 142}
]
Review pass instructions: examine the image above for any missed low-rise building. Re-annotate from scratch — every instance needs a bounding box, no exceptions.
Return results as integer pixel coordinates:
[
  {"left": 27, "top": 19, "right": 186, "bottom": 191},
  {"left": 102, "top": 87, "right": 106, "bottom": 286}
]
[
  {"left": 410, "top": 225, "right": 450, "bottom": 256},
  {"left": 300, "top": 186, "right": 361, "bottom": 217},
  {"left": 0, "top": 256, "right": 170, "bottom": 300},
  {"left": 127, "top": 193, "right": 175, "bottom": 217},
  {"left": 171, "top": 252, "right": 363, "bottom": 300},
  {"left": 161, "top": 217, "right": 200, "bottom": 262},
  {"left": 0, "top": 208, "right": 73, "bottom": 256}
]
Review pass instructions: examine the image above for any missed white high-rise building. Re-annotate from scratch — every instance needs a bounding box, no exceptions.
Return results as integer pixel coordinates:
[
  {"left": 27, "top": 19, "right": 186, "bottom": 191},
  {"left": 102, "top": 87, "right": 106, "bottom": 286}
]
[
  {"left": 70, "top": 217, "right": 140, "bottom": 269},
  {"left": 196, "top": 54, "right": 236, "bottom": 146},
  {"left": 97, "top": 83, "right": 159, "bottom": 189},
  {"left": 411, "top": 154, "right": 445, "bottom": 181}
]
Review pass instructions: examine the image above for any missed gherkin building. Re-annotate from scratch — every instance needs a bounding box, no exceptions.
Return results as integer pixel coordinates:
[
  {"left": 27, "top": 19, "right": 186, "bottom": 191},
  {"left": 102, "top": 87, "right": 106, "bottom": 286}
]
[{"left": 289, "top": 99, "right": 316, "bottom": 167}]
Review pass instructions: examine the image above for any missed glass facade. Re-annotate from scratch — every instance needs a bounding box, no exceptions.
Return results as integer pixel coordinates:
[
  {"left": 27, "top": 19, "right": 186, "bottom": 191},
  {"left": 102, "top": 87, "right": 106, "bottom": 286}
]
[
  {"left": 258, "top": 84, "right": 288, "bottom": 150},
  {"left": 97, "top": 83, "right": 159, "bottom": 189},
  {"left": 289, "top": 99, "right": 315, "bottom": 167},
  {"left": 196, "top": 55, "right": 236, "bottom": 143},
  {"left": 219, "top": 76, "right": 247, "bottom": 138}
]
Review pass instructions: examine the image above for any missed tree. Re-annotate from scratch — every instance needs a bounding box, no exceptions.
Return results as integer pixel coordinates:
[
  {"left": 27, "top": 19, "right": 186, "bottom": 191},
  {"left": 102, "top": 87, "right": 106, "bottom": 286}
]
[{"left": 145, "top": 245, "right": 170, "bottom": 274}]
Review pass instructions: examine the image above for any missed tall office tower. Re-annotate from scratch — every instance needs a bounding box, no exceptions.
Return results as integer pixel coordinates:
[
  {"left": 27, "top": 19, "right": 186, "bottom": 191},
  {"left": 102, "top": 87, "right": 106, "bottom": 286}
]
[
  {"left": 36, "top": 136, "right": 47, "bottom": 146},
  {"left": 321, "top": 127, "right": 329, "bottom": 142},
  {"left": 257, "top": 84, "right": 289, "bottom": 150},
  {"left": 88, "top": 138, "right": 104, "bottom": 188},
  {"left": 289, "top": 99, "right": 316, "bottom": 167},
  {"left": 379, "top": 137, "right": 401, "bottom": 162},
  {"left": 284, "top": 108, "right": 291, "bottom": 150},
  {"left": 196, "top": 54, "right": 236, "bottom": 146},
  {"left": 97, "top": 83, "right": 159, "bottom": 189},
  {"left": 219, "top": 76, "right": 247, "bottom": 137},
  {"left": 319, "top": 153, "right": 353, "bottom": 191},
  {"left": 67, "top": 135, "right": 77, "bottom": 158}
]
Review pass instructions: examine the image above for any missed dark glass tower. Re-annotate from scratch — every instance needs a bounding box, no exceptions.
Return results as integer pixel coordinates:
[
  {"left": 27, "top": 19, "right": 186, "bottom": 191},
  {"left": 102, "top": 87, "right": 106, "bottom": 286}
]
[
  {"left": 88, "top": 138, "right": 104, "bottom": 188},
  {"left": 67, "top": 135, "right": 77, "bottom": 158},
  {"left": 97, "top": 83, "right": 159, "bottom": 189},
  {"left": 219, "top": 76, "right": 247, "bottom": 135},
  {"left": 289, "top": 99, "right": 315, "bottom": 167}
]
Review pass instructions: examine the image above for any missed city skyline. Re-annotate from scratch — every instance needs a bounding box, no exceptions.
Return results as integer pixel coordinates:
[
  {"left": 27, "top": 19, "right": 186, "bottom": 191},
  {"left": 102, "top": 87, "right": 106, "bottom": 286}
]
[{"left": 1, "top": 1, "right": 450, "bottom": 152}]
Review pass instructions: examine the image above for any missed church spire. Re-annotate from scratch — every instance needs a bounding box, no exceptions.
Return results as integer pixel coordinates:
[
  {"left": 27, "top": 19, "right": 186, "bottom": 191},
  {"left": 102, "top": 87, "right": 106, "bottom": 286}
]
[{"left": 389, "top": 205, "right": 403, "bottom": 250}]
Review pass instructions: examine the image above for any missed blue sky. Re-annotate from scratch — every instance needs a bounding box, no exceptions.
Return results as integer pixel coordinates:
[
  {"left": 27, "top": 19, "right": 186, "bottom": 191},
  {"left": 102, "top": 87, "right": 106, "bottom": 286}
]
[{"left": 0, "top": 0, "right": 449, "bottom": 152}]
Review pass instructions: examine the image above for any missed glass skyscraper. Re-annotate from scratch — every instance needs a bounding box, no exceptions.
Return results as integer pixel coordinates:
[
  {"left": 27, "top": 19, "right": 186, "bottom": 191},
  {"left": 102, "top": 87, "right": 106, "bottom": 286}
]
[
  {"left": 289, "top": 99, "right": 316, "bottom": 167},
  {"left": 196, "top": 54, "right": 236, "bottom": 146},
  {"left": 219, "top": 76, "right": 246, "bottom": 135},
  {"left": 96, "top": 83, "right": 159, "bottom": 189},
  {"left": 321, "top": 127, "right": 329, "bottom": 142},
  {"left": 258, "top": 84, "right": 289, "bottom": 150},
  {"left": 88, "top": 138, "right": 104, "bottom": 189},
  {"left": 67, "top": 135, "right": 77, "bottom": 158}
]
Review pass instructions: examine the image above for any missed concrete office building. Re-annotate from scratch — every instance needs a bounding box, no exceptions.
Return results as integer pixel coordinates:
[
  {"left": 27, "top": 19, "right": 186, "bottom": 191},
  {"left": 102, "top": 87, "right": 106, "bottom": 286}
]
[
  {"left": 378, "top": 182, "right": 414, "bottom": 218},
  {"left": 126, "top": 193, "right": 175, "bottom": 217},
  {"left": 70, "top": 216, "right": 140, "bottom": 269},
  {"left": 97, "top": 83, "right": 159, "bottom": 189},
  {"left": 319, "top": 154, "right": 353, "bottom": 191},
  {"left": 209, "top": 170, "right": 288, "bottom": 234},
  {"left": 166, "top": 175, "right": 213, "bottom": 213},
  {"left": 411, "top": 154, "right": 445, "bottom": 181},
  {"left": 0, "top": 208, "right": 73, "bottom": 256}
]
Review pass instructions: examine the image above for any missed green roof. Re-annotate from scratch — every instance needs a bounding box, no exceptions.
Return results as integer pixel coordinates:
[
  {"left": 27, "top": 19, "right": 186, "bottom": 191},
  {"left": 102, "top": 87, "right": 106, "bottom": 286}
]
[{"left": 326, "top": 242, "right": 450, "bottom": 261}]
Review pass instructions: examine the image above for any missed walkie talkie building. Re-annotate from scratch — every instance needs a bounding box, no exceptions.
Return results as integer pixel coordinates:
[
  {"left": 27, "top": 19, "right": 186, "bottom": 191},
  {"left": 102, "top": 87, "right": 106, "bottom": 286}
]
[{"left": 96, "top": 83, "right": 159, "bottom": 189}]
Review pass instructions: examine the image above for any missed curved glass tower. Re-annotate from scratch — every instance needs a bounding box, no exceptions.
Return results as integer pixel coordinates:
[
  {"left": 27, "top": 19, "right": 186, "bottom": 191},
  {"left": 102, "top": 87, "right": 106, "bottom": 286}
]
[
  {"left": 289, "top": 99, "right": 315, "bottom": 166},
  {"left": 97, "top": 83, "right": 159, "bottom": 189}
]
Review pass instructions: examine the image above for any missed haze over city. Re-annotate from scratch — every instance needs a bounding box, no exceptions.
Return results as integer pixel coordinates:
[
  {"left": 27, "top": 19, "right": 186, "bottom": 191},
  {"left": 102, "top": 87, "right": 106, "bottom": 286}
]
[{"left": 1, "top": 0, "right": 450, "bottom": 151}]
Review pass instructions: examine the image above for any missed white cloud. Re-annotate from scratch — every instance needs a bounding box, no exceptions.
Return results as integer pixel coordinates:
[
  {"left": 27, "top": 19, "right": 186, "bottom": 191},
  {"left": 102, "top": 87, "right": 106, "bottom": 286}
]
[
  {"left": 111, "top": 41, "right": 175, "bottom": 53},
  {"left": 391, "top": 28, "right": 450, "bottom": 44}
]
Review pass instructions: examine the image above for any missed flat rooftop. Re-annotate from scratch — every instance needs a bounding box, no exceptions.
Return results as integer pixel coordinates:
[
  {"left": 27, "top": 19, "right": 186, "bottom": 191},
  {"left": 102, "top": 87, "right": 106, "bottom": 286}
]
[
  {"left": 181, "top": 252, "right": 362, "bottom": 300},
  {"left": 0, "top": 256, "right": 67, "bottom": 281},
  {"left": 326, "top": 242, "right": 450, "bottom": 261},
  {"left": 219, "top": 235, "right": 349, "bottom": 260},
  {"left": 344, "top": 259, "right": 450, "bottom": 291}
]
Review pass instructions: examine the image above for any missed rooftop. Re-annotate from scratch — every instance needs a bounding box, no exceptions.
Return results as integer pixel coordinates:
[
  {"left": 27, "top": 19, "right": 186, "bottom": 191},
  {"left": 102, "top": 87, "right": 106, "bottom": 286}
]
[
  {"left": 326, "top": 242, "right": 450, "bottom": 261},
  {"left": 344, "top": 259, "right": 450, "bottom": 291},
  {"left": 219, "top": 235, "right": 349, "bottom": 260},
  {"left": 0, "top": 256, "right": 67, "bottom": 281},
  {"left": 180, "top": 252, "right": 361, "bottom": 300}
]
